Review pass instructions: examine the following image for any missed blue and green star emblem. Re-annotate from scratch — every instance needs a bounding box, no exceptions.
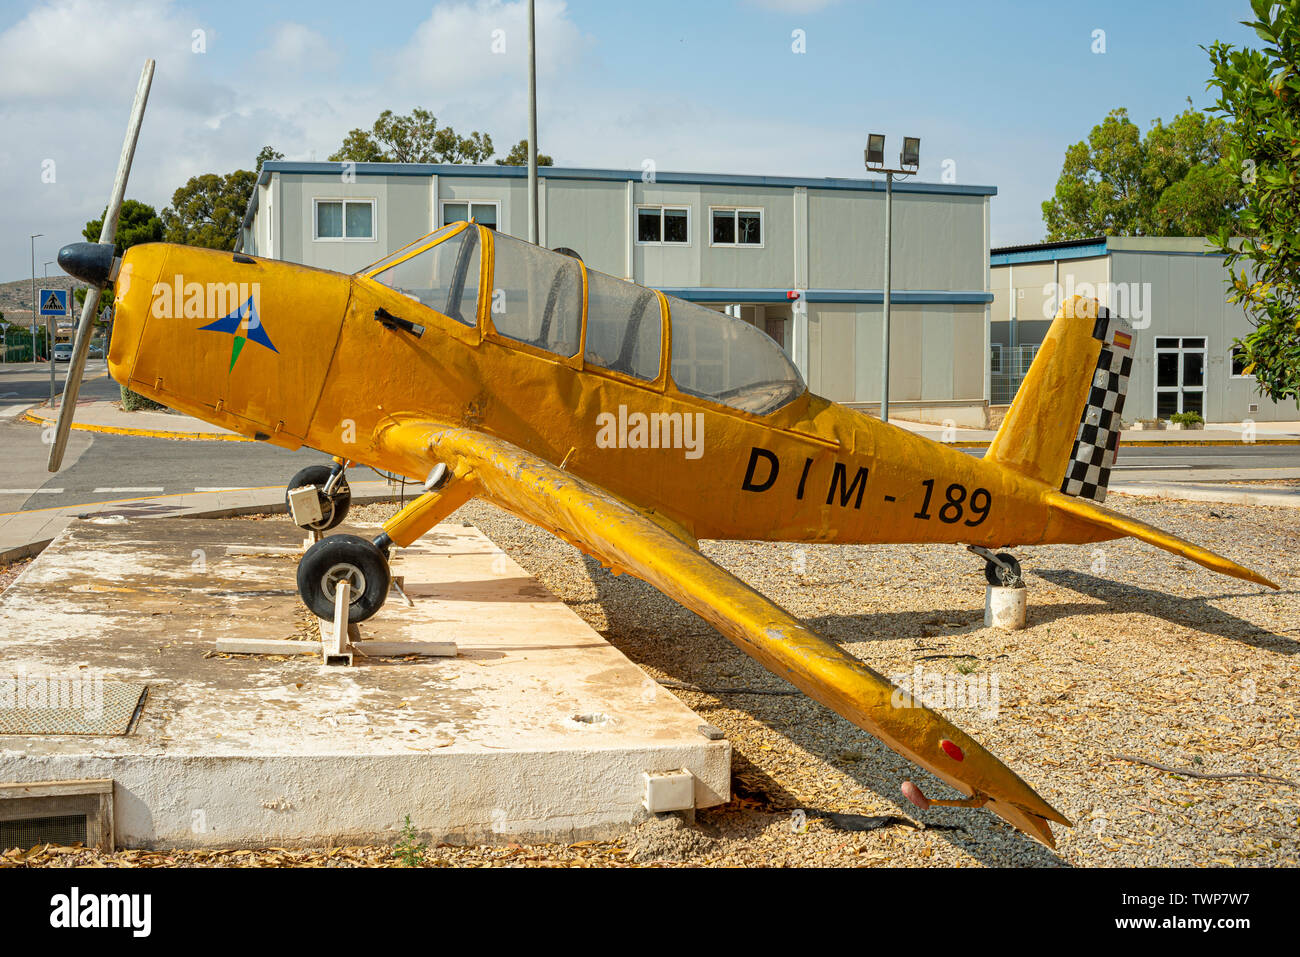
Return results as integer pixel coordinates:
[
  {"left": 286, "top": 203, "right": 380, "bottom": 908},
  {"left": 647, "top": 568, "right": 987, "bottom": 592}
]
[{"left": 198, "top": 296, "right": 278, "bottom": 371}]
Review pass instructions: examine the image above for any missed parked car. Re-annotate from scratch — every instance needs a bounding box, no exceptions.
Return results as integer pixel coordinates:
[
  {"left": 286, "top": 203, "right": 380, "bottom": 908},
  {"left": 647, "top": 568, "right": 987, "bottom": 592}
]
[
  {"left": 87, "top": 343, "right": 104, "bottom": 358},
  {"left": 53, "top": 343, "right": 73, "bottom": 362}
]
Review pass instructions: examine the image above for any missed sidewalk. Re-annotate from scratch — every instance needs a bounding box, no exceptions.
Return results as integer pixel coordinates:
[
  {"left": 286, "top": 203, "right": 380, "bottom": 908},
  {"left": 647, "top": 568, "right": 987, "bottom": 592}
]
[
  {"left": 891, "top": 417, "right": 1300, "bottom": 446},
  {"left": 23, "top": 399, "right": 248, "bottom": 440},
  {"left": 26, "top": 399, "right": 1300, "bottom": 446}
]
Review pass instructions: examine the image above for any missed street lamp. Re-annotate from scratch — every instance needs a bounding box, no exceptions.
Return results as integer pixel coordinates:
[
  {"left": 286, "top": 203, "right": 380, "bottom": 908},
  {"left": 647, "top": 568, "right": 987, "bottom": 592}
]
[
  {"left": 527, "top": 0, "right": 539, "bottom": 245},
  {"left": 864, "top": 134, "right": 920, "bottom": 423},
  {"left": 30, "top": 233, "right": 42, "bottom": 365}
]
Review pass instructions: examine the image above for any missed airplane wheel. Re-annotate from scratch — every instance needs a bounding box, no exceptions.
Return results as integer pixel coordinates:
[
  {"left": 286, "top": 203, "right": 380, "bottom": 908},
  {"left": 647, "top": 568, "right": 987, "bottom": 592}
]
[
  {"left": 286, "top": 465, "right": 351, "bottom": 531},
  {"left": 983, "top": 553, "right": 1023, "bottom": 588},
  {"left": 297, "top": 534, "right": 390, "bottom": 622}
]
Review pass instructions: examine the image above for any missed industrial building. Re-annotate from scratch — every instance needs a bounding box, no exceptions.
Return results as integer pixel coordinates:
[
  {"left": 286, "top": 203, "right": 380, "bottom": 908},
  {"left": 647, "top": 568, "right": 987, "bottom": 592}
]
[
  {"left": 990, "top": 236, "right": 1289, "bottom": 423},
  {"left": 240, "top": 162, "right": 996, "bottom": 426}
]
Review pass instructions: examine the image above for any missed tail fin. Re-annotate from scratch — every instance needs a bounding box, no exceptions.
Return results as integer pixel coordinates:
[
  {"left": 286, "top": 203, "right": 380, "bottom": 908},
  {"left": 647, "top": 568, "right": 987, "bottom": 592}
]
[
  {"left": 988, "top": 296, "right": 1134, "bottom": 503},
  {"left": 1046, "top": 488, "right": 1279, "bottom": 590}
]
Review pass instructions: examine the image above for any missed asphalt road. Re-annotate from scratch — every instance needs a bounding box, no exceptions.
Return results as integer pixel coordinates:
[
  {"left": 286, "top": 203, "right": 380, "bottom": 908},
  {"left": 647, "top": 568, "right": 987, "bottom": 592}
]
[
  {"left": 2, "top": 361, "right": 1299, "bottom": 516},
  {"left": 0, "top": 361, "right": 328, "bottom": 515}
]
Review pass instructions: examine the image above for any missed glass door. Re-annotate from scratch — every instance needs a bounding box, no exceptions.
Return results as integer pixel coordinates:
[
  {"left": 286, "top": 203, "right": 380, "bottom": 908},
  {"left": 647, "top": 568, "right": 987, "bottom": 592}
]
[{"left": 1154, "top": 336, "right": 1206, "bottom": 418}]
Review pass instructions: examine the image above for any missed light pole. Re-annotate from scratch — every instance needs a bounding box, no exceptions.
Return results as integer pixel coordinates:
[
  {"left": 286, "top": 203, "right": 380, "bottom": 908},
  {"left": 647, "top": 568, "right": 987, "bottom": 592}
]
[
  {"left": 526, "top": 0, "right": 539, "bottom": 245},
  {"left": 30, "top": 233, "right": 42, "bottom": 364},
  {"left": 44, "top": 260, "right": 57, "bottom": 405},
  {"left": 864, "top": 135, "right": 920, "bottom": 423}
]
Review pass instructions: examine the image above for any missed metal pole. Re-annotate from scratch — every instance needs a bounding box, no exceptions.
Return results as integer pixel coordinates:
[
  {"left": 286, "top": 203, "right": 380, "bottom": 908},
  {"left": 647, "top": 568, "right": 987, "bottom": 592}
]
[
  {"left": 880, "top": 172, "right": 892, "bottom": 423},
  {"left": 30, "top": 233, "right": 41, "bottom": 364},
  {"left": 45, "top": 262, "right": 56, "bottom": 405},
  {"left": 526, "top": 0, "right": 539, "bottom": 245}
]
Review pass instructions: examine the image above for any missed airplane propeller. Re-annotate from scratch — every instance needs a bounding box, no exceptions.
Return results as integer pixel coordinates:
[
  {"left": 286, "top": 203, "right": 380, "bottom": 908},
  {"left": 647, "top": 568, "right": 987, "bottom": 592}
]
[{"left": 47, "top": 58, "right": 154, "bottom": 472}]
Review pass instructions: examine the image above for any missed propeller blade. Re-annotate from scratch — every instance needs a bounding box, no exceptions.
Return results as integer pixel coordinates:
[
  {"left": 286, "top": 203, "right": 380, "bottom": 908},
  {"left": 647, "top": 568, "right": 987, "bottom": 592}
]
[{"left": 47, "top": 58, "right": 154, "bottom": 472}]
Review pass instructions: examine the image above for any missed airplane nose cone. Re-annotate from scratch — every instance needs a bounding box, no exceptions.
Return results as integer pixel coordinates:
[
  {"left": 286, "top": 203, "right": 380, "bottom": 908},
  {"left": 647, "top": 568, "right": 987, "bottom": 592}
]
[{"left": 58, "top": 242, "right": 116, "bottom": 287}]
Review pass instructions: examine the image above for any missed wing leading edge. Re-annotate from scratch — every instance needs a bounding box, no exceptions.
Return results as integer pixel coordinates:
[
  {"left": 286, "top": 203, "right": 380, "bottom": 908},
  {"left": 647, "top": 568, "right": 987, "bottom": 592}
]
[{"left": 380, "top": 423, "right": 1070, "bottom": 846}]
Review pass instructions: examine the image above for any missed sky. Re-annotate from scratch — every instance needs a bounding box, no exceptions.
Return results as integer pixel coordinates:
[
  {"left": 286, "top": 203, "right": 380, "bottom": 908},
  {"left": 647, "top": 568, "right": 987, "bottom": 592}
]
[{"left": 0, "top": 0, "right": 1262, "bottom": 282}]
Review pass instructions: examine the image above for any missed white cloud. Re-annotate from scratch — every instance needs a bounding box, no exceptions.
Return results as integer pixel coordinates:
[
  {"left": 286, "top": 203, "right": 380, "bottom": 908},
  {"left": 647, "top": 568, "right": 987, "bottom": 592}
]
[{"left": 388, "top": 0, "right": 587, "bottom": 93}]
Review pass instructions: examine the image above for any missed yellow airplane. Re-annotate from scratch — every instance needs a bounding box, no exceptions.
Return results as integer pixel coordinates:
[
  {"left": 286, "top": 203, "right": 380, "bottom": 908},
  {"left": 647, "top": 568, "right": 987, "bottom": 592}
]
[{"left": 50, "top": 61, "right": 1277, "bottom": 849}]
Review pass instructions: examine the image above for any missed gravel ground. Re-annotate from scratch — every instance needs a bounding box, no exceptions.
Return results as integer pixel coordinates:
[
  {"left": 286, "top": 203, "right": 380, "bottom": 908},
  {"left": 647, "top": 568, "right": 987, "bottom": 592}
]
[{"left": 6, "top": 494, "right": 1297, "bottom": 868}]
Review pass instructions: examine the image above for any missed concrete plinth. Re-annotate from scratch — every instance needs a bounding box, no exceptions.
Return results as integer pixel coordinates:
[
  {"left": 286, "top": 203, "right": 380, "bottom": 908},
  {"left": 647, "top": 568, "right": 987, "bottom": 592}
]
[
  {"left": 0, "top": 519, "right": 730, "bottom": 848},
  {"left": 984, "top": 585, "right": 1028, "bottom": 630}
]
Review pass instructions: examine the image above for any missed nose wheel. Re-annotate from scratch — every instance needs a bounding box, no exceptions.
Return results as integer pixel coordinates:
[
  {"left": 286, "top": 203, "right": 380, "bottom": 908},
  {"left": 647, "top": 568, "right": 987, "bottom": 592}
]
[
  {"left": 297, "top": 534, "right": 391, "bottom": 622},
  {"left": 286, "top": 463, "right": 352, "bottom": 532}
]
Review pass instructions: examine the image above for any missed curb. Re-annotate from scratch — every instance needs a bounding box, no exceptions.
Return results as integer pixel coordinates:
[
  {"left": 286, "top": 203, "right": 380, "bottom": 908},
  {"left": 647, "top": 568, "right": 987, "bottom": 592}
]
[
  {"left": 1110, "top": 483, "right": 1300, "bottom": 509},
  {"left": 21, "top": 409, "right": 252, "bottom": 442}
]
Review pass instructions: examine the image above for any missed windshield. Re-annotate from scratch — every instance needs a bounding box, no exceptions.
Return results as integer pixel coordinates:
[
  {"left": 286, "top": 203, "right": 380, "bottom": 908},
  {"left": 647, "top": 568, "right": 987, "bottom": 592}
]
[
  {"left": 369, "top": 225, "right": 481, "bottom": 326},
  {"left": 359, "top": 223, "right": 461, "bottom": 276},
  {"left": 667, "top": 296, "right": 805, "bottom": 415}
]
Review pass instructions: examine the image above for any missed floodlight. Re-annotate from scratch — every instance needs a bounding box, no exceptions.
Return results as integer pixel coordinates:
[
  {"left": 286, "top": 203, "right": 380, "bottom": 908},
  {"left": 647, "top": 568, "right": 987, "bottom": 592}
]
[
  {"left": 864, "top": 134, "right": 885, "bottom": 168},
  {"left": 901, "top": 136, "right": 921, "bottom": 169}
]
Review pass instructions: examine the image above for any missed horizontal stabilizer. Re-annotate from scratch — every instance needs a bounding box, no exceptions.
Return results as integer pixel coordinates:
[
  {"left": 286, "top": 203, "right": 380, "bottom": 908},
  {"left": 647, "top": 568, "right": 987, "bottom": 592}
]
[{"left": 1045, "top": 490, "right": 1279, "bottom": 590}]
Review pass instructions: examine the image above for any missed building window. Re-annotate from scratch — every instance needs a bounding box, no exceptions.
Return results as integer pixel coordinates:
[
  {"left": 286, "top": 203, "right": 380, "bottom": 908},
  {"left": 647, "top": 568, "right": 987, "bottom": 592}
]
[
  {"left": 1230, "top": 344, "right": 1254, "bottom": 377},
  {"left": 441, "top": 201, "right": 499, "bottom": 230},
  {"left": 989, "top": 343, "right": 1002, "bottom": 374},
  {"left": 637, "top": 206, "right": 690, "bottom": 245},
  {"left": 710, "top": 207, "right": 762, "bottom": 246},
  {"left": 1155, "top": 336, "right": 1206, "bottom": 418},
  {"left": 314, "top": 199, "right": 375, "bottom": 241}
]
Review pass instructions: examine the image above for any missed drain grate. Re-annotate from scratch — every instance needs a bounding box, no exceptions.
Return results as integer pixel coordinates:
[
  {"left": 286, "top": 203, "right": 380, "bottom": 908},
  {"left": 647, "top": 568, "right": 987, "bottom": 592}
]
[
  {"left": 0, "top": 679, "right": 147, "bottom": 735},
  {"left": 0, "top": 814, "right": 87, "bottom": 850}
]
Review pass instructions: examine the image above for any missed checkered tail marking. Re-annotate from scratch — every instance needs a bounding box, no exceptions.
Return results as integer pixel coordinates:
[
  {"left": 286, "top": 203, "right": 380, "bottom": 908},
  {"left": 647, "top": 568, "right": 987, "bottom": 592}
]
[{"left": 1060, "top": 309, "right": 1134, "bottom": 503}]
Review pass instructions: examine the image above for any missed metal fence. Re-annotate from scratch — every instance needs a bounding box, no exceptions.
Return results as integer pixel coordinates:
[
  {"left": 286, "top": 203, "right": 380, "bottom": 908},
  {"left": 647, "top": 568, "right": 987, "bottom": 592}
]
[{"left": 990, "top": 343, "right": 1039, "bottom": 405}]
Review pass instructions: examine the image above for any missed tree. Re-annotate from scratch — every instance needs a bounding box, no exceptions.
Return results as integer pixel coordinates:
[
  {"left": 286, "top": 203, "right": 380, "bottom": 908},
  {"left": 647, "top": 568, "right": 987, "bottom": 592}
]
[
  {"left": 1041, "top": 105, "right": 1243, "bottom": 240},
  {"left": 329, "top": 108, "right": 495, "bottom": 164},
  {"left": 1207, "top": 0, "right": 1300, "bottom": 404},
  {"left": 83, "top": 198, "right": 163, "bottom": 255},
  {"left": 159, "top": 146, "right": 278, "bottom": 251},
  {"left": 161, "top": 169, "right": 258, "bottom": 250},
  {"left": 255, "top": 146, "right": 283, "bottom": 174},
  {"left": 495, "top": 139, "right": 554, "bottom": 166}
]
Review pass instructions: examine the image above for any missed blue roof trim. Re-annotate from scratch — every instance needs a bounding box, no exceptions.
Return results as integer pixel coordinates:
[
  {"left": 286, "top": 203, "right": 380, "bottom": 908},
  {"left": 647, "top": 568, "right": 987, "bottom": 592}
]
[
  {"left": 258, "top": 161, "right": 997, "bottom": 196},
  {"left": 990, "top": 242, "right": 1107, "bottom": 266},
  {"left": 658, "top": 288, "right": 993, "bottom": 305}
]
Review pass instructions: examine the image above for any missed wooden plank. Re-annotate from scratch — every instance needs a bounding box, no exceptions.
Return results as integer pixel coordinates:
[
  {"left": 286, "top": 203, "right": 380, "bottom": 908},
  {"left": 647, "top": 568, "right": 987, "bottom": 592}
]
[
  {"left": 0, "top": 778, "right": 112, "bottom": 798},
  {"left": 214, "top": 639, "right": 317, "bottom": 655},
  {"left": 353, "top": 641, "right": 458, "bottom": 658}
]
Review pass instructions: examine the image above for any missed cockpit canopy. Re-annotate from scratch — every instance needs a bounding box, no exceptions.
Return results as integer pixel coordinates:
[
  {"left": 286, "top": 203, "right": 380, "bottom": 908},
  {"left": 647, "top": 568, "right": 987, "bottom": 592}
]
[{"left": 362, "top": 223, "right": 805, "bottom": 415}]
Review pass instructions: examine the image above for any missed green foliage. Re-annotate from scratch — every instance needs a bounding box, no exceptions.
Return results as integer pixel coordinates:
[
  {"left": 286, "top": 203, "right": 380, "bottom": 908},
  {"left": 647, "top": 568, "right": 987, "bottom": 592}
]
[
  {"left": 330, "top": 108, "right": 495, "bottom": 165},
  {"left": 1207, "top": 0, "right": 1300, "bottom": 404},
  {"left": 494, "top": 138, "right": 554, "bottom": 166},
  {"left": 82, "top": 198, "right": 163, "bottom": 255},
  {"left": 1041, "top": 104, "right": 1243, "bottom": 240},
  {"left": 255, "top": 146, "right": 283, "bottom": 174},
  {"left": 393, "top": 815, "right": 427, "bottom": 867},
  {"left": 1169, "top": 410, "right": 1204, "bottom": 425},
  {"left": 161, "top": 168, "right": 258, "bottom": 251},
  {"left": 120, "top": 383, "right": 166, "bottom": 412}
]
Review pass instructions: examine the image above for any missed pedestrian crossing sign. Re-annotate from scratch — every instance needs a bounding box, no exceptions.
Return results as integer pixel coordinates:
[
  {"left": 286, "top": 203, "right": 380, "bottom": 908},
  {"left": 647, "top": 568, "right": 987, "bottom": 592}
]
[{"left": 39, "top": 288, "right": 69, "bottom": 317}]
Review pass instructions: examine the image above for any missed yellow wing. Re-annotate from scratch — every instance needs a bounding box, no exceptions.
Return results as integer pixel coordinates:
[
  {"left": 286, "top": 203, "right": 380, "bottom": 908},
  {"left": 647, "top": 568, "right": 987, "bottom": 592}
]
[{"left": 381, "top": 424, "right": 1070, "bottom": 847}]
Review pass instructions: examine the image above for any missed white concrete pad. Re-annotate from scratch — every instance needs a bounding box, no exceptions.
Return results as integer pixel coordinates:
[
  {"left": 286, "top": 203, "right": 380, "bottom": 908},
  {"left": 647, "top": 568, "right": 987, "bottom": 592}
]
[{"left": 0, "top": 518, "right": 730, "bottom": 848}]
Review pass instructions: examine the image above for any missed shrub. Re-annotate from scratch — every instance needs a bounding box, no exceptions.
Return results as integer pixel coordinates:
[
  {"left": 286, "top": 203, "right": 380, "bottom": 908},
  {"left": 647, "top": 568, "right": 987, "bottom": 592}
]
[
  {"left": 120, "top": 384, "right": 167, "bottom": 412},
  {"left": 1169, "top": 410, "right": 1204, "bottom": 426}
]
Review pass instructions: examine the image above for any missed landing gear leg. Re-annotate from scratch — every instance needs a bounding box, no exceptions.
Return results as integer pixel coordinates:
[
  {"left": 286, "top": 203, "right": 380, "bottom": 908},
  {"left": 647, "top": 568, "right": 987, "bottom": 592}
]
[
  {"left": 968, "top": 545, "right": 1023, "bottom": 588},
  {"left": 286, "top": 457, "right": 353, "bottom": 532}
]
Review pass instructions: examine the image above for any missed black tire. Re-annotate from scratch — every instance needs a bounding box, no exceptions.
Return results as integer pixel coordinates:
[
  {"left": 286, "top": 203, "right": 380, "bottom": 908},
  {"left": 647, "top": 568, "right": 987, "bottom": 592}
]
[
  {"left": 983, "top": 552, "right": 1023, "bottom": 588},
  {"left": 286, "top": 465, "right": 351, "bottom": 531},
  {"left": 296, "top": 534, "right": 391, "bottom": 622}
]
